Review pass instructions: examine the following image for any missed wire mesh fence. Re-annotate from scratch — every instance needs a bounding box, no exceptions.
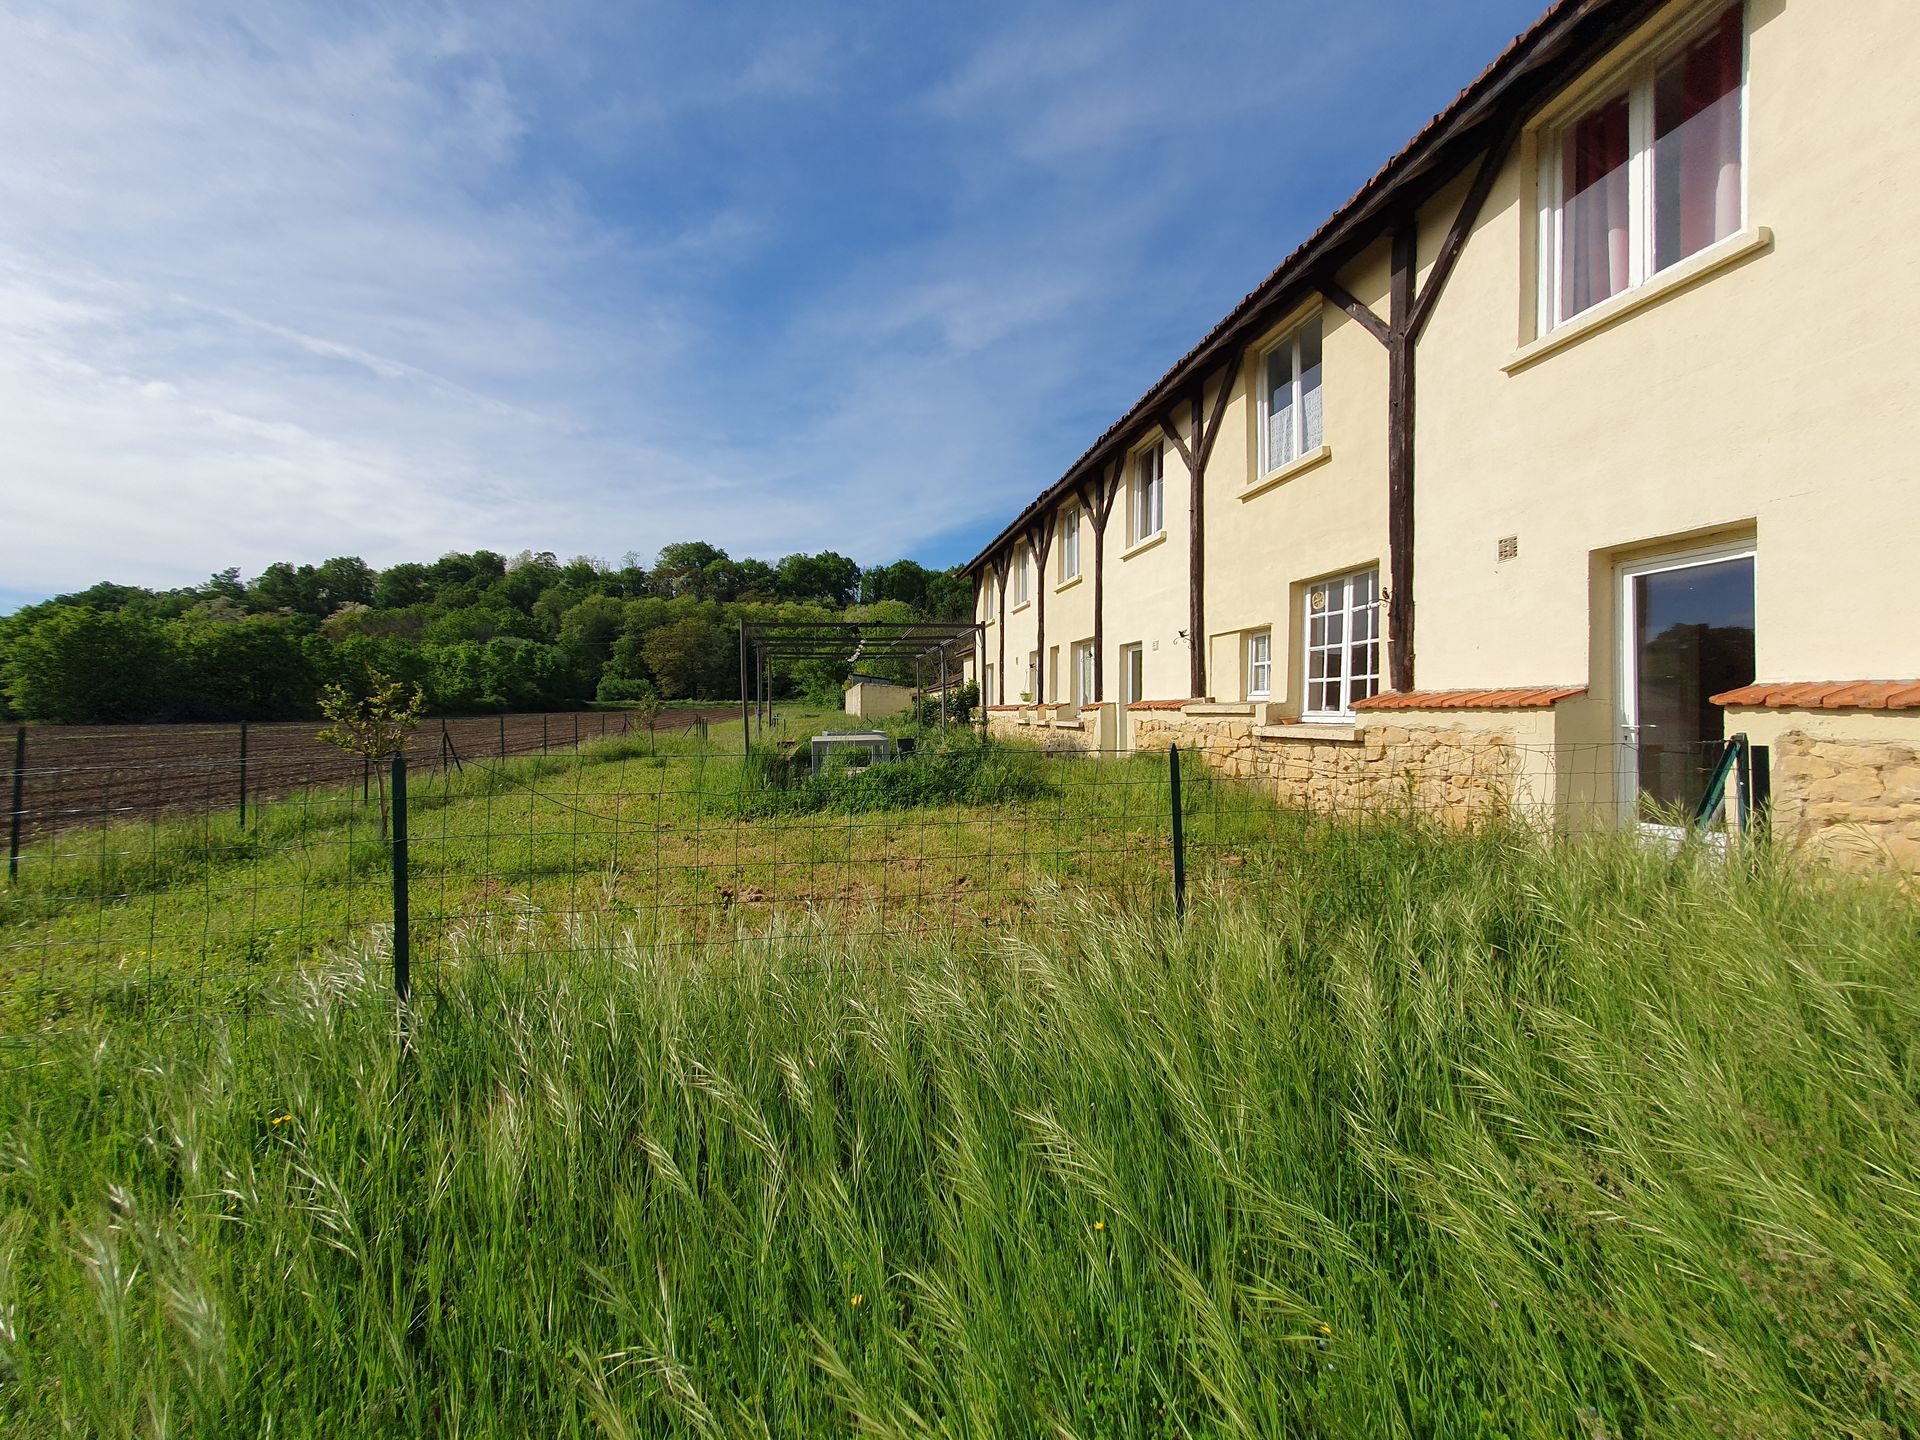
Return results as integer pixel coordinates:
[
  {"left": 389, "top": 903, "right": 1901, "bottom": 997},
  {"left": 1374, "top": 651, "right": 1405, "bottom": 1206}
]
[
  {"left": 0, "top": 725, "right": 1763, "bottom": 1049},
  {"left": 2, "top": 707, "right": 734, "bottom": 851}
]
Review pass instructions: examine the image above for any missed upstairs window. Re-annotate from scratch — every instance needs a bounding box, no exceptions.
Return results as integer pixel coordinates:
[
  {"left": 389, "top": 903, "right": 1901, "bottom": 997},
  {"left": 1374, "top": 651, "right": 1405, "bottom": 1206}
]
[
  {"left": 1304, "top": 568, "right": 1380, "bottom": 719},
  {"left": 1014, "top": 545, "right": 1031, "bottom": 606},
  {"left": 983, "top": 574, "right": 996, "bottom": 621},
  {"left": 1129, "top": 445, "right": 1164, "bottom": 546},
  {"left": 1541, "top": 3, "right": 1745, "bottom": 329},
  {"left": 1259, "top": 316, "right": 1323, "bottom": 473},
  {"left": 1058, "top": 505, "right": 1081, "bottom": 581}
]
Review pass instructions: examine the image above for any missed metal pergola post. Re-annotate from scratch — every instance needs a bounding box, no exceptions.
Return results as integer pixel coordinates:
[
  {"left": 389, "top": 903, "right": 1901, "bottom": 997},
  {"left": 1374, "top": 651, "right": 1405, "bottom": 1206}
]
[{"left": 739, "top": 618, "right": 751, "bottom": 751}]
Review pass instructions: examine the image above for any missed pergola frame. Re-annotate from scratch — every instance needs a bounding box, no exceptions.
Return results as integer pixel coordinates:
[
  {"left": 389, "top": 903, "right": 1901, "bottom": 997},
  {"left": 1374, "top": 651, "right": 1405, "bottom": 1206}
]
[{"left": 737, "top": 619, "right": 984, "bottom": 749}]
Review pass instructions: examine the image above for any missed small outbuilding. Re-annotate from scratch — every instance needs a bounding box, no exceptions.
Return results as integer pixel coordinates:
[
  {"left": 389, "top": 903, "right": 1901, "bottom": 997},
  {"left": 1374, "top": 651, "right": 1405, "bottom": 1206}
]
[{"left": 844, "top": 675, "right": 912, "bottom": 721}]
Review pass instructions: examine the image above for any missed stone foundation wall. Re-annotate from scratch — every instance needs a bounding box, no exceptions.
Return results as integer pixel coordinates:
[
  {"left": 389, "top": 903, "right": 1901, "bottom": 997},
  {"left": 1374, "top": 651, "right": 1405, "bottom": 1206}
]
[
  {"left": 1769, "top": 731, "right": 1920, "bottom": 874},
  {"left": 986, "top": 706, "right": 1112, "bottom": 754},
  {"left": 1129, "top": 713, "right": 1537, "bottom": 824}
]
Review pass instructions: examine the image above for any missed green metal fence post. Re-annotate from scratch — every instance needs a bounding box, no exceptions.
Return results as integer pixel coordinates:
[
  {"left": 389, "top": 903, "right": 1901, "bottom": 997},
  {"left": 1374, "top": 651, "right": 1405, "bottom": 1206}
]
[
  {"left": 7, "top": 726, "right": 24, "bottom": 883},
  {"left": 391, "top": 752, "right": 410, "bottom": 1004},
  {"left": 1169, "top": 743, "right": 1186, "bottom": 921},
  {"left": 498, "top": 713, "right": 506, "bottom": 758},
  {"left": 237, "top": 719, "right": 249, "bottom": 828}
]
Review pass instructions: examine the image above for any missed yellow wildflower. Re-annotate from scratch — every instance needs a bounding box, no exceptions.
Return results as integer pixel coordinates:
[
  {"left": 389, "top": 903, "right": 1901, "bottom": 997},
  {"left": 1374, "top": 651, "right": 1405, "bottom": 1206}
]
[
  {"left": 271, "top": 1114, "right": 293, "bottom": 1126},
  {"left": 850, "top": 1294, "right": 864, "bottom": 1307},
  {"left": 1316, "top": 1323, "right": 1332, "bottom": 1336},
  {"left": 1094, "top": 1221, "right": 1106, "bottom": 1231}
]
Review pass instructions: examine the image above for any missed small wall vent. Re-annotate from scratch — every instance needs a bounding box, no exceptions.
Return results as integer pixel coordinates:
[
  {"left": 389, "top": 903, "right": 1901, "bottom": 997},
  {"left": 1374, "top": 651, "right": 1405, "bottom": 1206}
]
[{"left": 1496, "top": 535, "right": 1519, "bottom": 563}]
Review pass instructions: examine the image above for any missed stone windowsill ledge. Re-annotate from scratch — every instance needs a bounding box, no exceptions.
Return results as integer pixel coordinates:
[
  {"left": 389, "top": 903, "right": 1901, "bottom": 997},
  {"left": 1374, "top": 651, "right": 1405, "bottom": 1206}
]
[
  {"left": 1184, "top": 703, "right": 1252, "bottom": 717},
  {"left": 1054, "top": 573, "right": 1084, "bottom": 594},
  {"left": 1118, "top": 530, "right": 1168, "bottom": 562},
  {"left": 1503, "top": 226, "right": 1772, "bottom": 375},
  {"left": 1009, "top": 600, "right": 1032, "bottom": 615},
  {"left": 1254, "top": 723, "right": 1360, "bottom": 743},
  {"left": 1240, "top": 444, "right": 1332, "bottom": 501}
]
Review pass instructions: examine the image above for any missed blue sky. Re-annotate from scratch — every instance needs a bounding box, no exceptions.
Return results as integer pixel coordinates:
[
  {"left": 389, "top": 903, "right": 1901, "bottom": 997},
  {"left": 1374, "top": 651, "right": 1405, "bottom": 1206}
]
[{"left": 0, "top": 0, "right": 1544, "bottom": 611}]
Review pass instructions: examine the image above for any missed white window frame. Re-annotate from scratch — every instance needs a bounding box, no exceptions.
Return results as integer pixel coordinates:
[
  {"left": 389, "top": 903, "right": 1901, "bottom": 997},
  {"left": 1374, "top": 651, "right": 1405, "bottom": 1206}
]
[
  {"left": 1256, "top": 316, "right": 1324, "bottom": 475},
  {"left": 1129, "top": 445, "right": 1164, "bottom": 546},
  {"left": 983, "top": 574, "right": 996, "bottom": 621},
  {"left": 1536, "top": 1, "right": 1749, "bottom": 333},
  {"left": 1246, "top": 629, "right": 1272, "bottom": 701},
  {"left": 1048, "top": 646, "right": 1060, "bottom": 704},
  {"left": 1071, "top": 640, "right": 1094, "bottom": 707},
  {"left": 1058, "top": 505, "right": 1081, "bottom": 582},
  {"left": 1013, "top": 545, "right": 1031, "bottom": 607},
  {"left": 983, "top": 663, "right": 994, "bottom": 703},
  {"left": 1613, "top": 538, "right": 1757, "bottom": 827},
  {"left": 1302, "top": 568, "right": 1381, "bottom": 720},
  {"left": 1027, "top": 650, "right": 1040, "bottom": 702}
]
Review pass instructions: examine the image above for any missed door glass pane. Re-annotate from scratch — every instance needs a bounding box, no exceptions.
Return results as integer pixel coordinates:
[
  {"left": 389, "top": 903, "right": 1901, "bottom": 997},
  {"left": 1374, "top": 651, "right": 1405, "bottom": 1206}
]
[
  {"left": 1560, "top": 93, "right": 1632, "bottom": 319},
  {"left": 1632, "top": 555, "right": 1755, "bottom": 818},
  {"left": 1654, "top": 5, "right": 1743, "bottom": 271}
]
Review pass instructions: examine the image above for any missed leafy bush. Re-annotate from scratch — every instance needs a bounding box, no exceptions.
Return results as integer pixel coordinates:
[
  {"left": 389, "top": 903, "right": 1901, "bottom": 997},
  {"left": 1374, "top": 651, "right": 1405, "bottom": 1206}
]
[
  {"left": 594, "top": 675, "right": 659, "bottom": 703},
  {"left": 724, "top": 731, "right": 1050, "bottom": 817},
  {"left": 911, "top": 679, "right": 979, "bottom": 728}
]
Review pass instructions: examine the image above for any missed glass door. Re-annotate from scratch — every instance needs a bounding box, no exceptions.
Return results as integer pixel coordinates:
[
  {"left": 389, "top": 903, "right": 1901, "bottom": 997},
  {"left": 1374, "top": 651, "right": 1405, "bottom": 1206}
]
[
  {"left": 1119, "top": 643, "right": 1144, "bottom": 749},
  {"left": 1618, "top": 546, "right": 1755, "bottom": 826}
]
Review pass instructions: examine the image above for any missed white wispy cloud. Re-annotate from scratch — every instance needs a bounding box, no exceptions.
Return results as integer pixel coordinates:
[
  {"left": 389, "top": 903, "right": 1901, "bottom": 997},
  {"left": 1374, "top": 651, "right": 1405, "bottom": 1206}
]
[{"left": 0, "top": 0, "right": 1544, "bottom": 604}]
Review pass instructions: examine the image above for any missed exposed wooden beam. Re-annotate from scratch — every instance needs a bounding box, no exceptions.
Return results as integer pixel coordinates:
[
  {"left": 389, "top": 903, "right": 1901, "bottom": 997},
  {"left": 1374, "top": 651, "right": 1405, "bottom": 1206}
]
[
  {"left": 993, "top": 564, "right": 1009, "bottom": 705},
  {"left": 1318, "top": 280, "right": 1392, "bottom": 347},
  {"left": 1028, "top": 518, "right": 1056, "bottom": 705},
  {"left": 1386, "top": 223, "right": 1418, "bottom": 694},
  {"left": 1408, "top": 109, "right": 1526, "bottom": 343},
  {"left": 1157, "top": 414, "right": 1194, "bottom": 474}
]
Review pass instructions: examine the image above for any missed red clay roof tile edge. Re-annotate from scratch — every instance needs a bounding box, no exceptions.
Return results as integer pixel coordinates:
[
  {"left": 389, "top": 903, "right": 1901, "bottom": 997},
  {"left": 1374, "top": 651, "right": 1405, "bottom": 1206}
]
[
  {"left": 1352, "top": 687, "right": 1585, "bottom": 712},
  {"left": 1712, "top": 681, "right": 1920, "bottom": 711}
]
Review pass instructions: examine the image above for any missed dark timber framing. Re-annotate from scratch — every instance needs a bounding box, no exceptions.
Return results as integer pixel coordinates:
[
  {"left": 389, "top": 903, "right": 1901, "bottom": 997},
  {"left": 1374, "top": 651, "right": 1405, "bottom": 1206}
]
[
  {"left": 1072, "top": 459, "right": 1123, "bottom": 702},
  {"left": 992, "top": 564, "right": 1010, "bottom": 704},
  {"left": 964, "top": 0, "right": 1667, "bottom": 699},
  {"left": 1321, "top": 106, "right": 1523, "bottom": 691},
  {"left": 1026, "top": 518, "right": 1056, "bottom": 703},
  {"left": 1157, "top": 360, "right": 1241, "bottom": 698}
]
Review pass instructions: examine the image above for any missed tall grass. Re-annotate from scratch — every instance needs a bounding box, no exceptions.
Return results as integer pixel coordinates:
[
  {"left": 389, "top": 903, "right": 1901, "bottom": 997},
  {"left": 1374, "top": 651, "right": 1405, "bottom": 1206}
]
[{"left": 3, "top": 820, "right": 1918, "bottom": 1437}]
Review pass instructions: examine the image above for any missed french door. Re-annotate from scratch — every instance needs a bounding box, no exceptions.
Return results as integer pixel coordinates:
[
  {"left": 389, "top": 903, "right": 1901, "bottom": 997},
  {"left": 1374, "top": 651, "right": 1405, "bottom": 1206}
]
[{"left": 1617, "top": 544, "right": 1755, "bottom": 826}]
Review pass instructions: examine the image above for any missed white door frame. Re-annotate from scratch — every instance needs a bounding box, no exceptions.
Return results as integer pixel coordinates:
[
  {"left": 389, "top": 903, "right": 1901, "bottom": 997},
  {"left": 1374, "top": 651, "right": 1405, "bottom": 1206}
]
[
  {"left": 1614, "top": 539, "right": 1756, "bottom": 826},
  {"left": 1118, "top": 642, "right": 1144, "bottom": 751}
]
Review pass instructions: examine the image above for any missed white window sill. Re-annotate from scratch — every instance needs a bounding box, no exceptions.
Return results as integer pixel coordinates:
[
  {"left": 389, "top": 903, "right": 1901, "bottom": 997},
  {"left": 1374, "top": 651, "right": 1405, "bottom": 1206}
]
[
  {"left": 1505, "top": 226, "right": 1772, "bottom": 375},
  {"left": 1010, "top": 600, "right": 1031, "bottom": 615},
  {"left": 1054, "top": 572, "right": 1083, "bottom": 594},
  {"left": 1241, "top": 444, "right": 1332, "bottom": 501},
  {"left": 1119, "top": 530, "right": 1168, "bottom": 561},
  {"left": 1255, "top": 722, "right": 1360, "bottom": 743}
]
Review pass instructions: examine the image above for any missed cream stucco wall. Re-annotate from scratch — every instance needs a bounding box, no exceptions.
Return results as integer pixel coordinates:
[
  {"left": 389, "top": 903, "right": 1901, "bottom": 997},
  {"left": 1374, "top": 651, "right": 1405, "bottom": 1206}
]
[
  {"left": 972, "top": 0, "right": 1919, "bottom": 764},
  {"left": 1415, "top": 0, "right": 1920, "bottom": 708}
]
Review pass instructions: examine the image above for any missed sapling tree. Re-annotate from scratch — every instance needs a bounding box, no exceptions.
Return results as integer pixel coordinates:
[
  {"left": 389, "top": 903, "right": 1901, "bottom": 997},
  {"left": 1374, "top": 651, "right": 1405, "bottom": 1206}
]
[
  {"left": 317, "top": 669, "right": 427, "bottom": 839},
  {"left": 629, "top": 684, "right": 665, "bottom": 752}
]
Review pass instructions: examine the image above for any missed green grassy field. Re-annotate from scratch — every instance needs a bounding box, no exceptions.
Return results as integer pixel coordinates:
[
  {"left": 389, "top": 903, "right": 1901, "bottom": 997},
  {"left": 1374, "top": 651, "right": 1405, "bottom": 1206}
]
[
  {"left": 0, "top": 708, "right": 1267, "bottom": 1032},
  {"left": 3, "top": 723, "right": 1919, "bottom": 1436}
]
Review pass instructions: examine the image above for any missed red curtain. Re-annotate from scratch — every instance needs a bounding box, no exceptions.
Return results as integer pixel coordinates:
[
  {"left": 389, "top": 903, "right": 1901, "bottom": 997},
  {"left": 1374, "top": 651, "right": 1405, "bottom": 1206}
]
[{"left": 1561, "top": 94, "right": 1631, "bottom": 317}]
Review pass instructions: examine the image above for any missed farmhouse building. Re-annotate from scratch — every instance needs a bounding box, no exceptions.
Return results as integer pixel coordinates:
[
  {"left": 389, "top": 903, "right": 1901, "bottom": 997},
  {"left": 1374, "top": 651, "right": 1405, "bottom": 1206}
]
[{"left": 964, "top": 0, "right": 1920, "bottom": 870}]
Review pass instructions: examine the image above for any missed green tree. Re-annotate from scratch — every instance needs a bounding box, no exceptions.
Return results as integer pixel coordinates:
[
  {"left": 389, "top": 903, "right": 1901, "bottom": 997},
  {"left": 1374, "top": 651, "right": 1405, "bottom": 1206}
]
[
  {"left": 642, "top": 616, "right": 728, "bottom": 698},
  {"left": 2, "top": 606, "right": 177, "bottom": 722}
]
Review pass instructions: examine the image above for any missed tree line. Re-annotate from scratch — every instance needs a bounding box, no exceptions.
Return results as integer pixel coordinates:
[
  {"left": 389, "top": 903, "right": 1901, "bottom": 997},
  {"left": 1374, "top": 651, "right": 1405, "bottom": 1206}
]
[{"left": 0, "top": 545, "right": 972, "bottom": 724}]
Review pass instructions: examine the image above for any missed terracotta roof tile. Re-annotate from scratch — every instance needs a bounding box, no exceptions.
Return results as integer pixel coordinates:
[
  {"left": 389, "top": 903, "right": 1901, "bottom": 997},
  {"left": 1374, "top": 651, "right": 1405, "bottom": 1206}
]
[
  {"left": 1712, "top": 681, "right": 1920, "bottom": 711},
  {"left": 1128, "top": 699, "right": 1192, "bottom": 711},
  {"left": 1353, "top": 687, "right": 1584, "bottom": 712}
]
